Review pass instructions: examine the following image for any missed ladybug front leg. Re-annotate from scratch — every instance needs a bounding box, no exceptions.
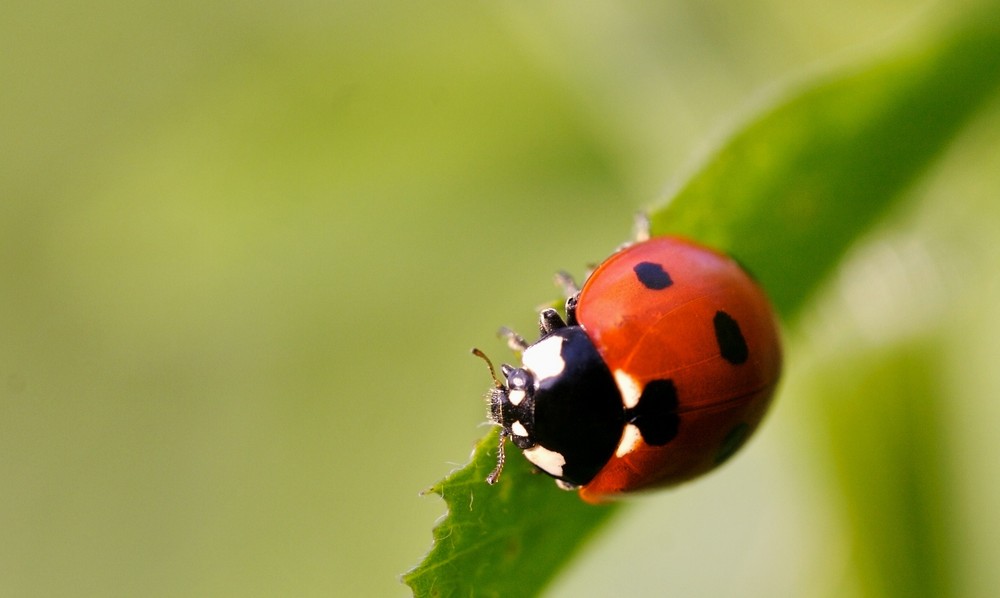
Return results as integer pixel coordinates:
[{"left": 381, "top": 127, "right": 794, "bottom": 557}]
[
  {"left": 498, "top": 326, "right": 528, "bottom": 352},
  {"left": 539, "top": 308, "right": 567, "bottom": 336}
]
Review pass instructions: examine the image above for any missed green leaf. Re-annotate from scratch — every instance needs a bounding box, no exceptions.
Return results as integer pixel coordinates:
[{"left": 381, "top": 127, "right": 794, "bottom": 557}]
[
  {"left": 651, "top": 6, "right": 1000, "bottom": 318},
  {"left": 815, "top": 340, "right": 956, "bottom": 597},
  {"left": 406, "top": 6, "right": 1000, "bottom": 596},
  {"left": 402, "top": 430, "right": 620, "bottom": 596}
]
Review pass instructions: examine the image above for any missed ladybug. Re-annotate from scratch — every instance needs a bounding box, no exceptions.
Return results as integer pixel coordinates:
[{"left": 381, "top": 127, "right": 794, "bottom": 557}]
[{"left": 474, "top": 233, "right": 781, "bottom": 502}]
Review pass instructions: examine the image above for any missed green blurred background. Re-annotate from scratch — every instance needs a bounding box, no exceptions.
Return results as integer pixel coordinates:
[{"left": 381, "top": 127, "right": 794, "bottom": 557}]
[{"left": 4, "top": 1, "right": 1000, "bottom": 596}]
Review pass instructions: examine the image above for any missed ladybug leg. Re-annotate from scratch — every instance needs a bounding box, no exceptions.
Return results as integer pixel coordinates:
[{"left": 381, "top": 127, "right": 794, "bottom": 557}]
[
  {"left": 554, "top": 270, "right": 579, "bottom": 297},
  {"left": 633, "top": 211, "right": 651, "bottom": 242},
  {"left": 539, "top": 308, "right": 567, "bottom": 336},
  {"left": 554, "top": 271, "right": 581, "bottom": 325},
  {"left": 498, "top": 326, "right": 528, "bottom": 352},
  {"left": 565, "top": 293, "right": 579, "bottom": 326},
  {"left": 613, "top": 212, "right": 652, "bottom": 254},
  {"left": 555, "top": 479, "right": 580, "bottom": 491}
]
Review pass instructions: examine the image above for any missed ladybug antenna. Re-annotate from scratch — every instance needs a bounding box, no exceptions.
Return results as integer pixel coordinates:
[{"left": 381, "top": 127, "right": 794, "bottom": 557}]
[
  {"left": 471, "top": 347, "right": 504, "bottom": 389},
  {"left": 472, "top": 348, "right": 511, "bottom": 485},
  {"left": 486, "top": 428, "right": 509, "bottom": 485}
]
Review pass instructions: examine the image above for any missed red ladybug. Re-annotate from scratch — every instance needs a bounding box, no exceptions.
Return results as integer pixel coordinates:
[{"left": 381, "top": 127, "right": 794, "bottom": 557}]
[{"left": 475, "top": 235, "right": 781, "bottom": 503}]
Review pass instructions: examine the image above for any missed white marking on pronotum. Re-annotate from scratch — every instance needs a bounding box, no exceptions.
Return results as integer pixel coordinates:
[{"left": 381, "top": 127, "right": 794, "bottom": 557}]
[
  {"left": 508, "top": 389, "right": 526, "bottom": 406},
  {"left": 511, "top": 421, "right": 529, "bottom": 438},
  {"left": 523, "top": 445, "right": 566, "bottom": 477},
  {"left": 615, "top": 423, "right": 643, "bottom": 458},
  {"left": 614, "top": 369, "right": 643, "bottom": 409},
  {"left": 522, "top": 334, "right": 566, "bottom": 383}
]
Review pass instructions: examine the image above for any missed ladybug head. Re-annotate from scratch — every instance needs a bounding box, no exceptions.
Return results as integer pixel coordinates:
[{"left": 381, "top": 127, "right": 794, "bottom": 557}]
[
  {"left": 472, "top": 349, "right": 538, "bottom": 484},
  {"left": 493, "top": 364, "right": 537, "bottom": 446}
]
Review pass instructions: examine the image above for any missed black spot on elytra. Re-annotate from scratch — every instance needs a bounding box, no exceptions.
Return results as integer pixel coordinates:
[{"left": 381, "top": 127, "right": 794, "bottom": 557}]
[
  {"left": 633, "top": 262, "right": 673, "bottom": 290},
  {"left": 714, "top": 310, "right": 748, "bottom": 365},
  {"left": 715, "top": 423, "right": 750, "bottom": 465},
  {"left": 626, "top": 379, "right": 679, "bottom": 446}
]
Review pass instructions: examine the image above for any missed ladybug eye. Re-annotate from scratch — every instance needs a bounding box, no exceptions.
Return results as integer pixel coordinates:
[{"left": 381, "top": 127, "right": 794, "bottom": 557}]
[{"left": 507, "top": 369, "right": 533, "bottom": 391}]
